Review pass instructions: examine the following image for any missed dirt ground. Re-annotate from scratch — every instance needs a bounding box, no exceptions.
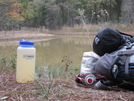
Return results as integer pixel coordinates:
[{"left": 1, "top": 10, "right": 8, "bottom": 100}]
[
  {"left": 1, "top": 30, "right": 134, "bottom": 101},
  {"left": 0, "top": 30, "right": 56, "bottom": 42},
  {"left": 0, "top": 70, "right": 134, "bottom": 101},
  {"left": 0, "top": 30, "right": 134, "bottom": 41}
]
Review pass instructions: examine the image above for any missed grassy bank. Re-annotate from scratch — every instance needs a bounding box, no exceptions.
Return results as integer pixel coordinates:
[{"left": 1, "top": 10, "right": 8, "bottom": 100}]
[{"left": 1, "top": 23, "right": 134, "bottom": 41}]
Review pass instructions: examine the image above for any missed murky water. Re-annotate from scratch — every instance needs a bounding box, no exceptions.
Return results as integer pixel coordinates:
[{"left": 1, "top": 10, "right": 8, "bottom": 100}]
[{"left": 0, "top": 36, "right": 94, "bottom": 69}]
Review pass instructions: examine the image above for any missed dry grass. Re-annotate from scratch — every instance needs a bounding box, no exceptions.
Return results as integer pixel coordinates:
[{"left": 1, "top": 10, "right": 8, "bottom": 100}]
[
  {"left": 0, "top": 23, "right": 134, "bottom": 41},
  {"left": 48, "top": 23, "right": 134, "bottom": 36}
]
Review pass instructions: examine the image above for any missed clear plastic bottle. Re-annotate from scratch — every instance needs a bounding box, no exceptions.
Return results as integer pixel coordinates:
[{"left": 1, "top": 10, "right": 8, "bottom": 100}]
[{"left": 16, "top": 39, "right": 36, "bottom": 83}]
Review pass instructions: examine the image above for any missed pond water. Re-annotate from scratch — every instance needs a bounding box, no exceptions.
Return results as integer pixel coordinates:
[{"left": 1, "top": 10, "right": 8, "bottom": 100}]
[{"left": 0, "top": 36, "right": 94, "bottom": 74}]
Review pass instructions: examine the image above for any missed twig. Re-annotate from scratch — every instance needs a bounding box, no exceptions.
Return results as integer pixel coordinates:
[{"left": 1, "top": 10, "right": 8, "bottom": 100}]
[{"left": 119, "top": 95, "right": 127, "bottom": 101}]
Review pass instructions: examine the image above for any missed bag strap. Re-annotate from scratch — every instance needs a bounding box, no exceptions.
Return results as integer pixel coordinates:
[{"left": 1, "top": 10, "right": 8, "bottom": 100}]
[
  {"left": 118, "top": 49, "right": 134, "bottom": 80},
  {"left": 118, "top": 49, "right": 134, "bottom": 55},
  {"left": 95, "top": 75, "right": 117, "bottom": 90},
  {"left": 116, "top": 29, "right": 133, "bottom": 38},
  {"left": 124, "top": 55, "right": 131, "bottom": 80},
  {"left": 95, "top": 80, "right": 129, "bottom": 91},
  {"left": 95, "top": 80, "right": 110, "bottom": 90}
]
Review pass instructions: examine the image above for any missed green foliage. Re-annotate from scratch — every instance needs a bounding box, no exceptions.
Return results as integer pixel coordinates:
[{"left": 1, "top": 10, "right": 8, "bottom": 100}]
[
  {"left": 19, "top": 0, "right": 118, "bottom": 29},
  {"left": 0, "top": 0, "right": 23, "bottom": 30},
  {"left": 35, "top": 79, "right": 53, "bottom": 99},
  {"left": 0, "top": 53, "right": 16, "bottom": 72},
  {"left": 0, "top": 0, "right": 133, "bottom": 30},
  {"left": 61, "top": 55, "right": 73, "bottom": 72},
  {"left": 16, "top": 0, "right": 34, "bottom": 20},
  {"left": 36, "top": 54, "right": 79, "bottom": 79},
  {"left": 76, "top": 0, "right": 117, "bottom": 24},
  {"left": 0, "top": 0, "right": 16, "bottom": 4}
]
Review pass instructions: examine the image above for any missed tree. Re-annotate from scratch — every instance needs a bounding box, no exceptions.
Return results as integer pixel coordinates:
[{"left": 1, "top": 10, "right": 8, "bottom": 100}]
[
  {"left": 0, "top": 0, "right": 133, "bottom": 30},
  {"left": 115, "top": 0, "right": 122, "bottom": 23},
  {"left": 27, "top": 0, "right": 77, "bottom": 29},
  {"left": 0, "top": 0, "right": 20, "bottom": 30},
  {"left": 5, "top": 2, "right": 25, "bottom": 21},
  {"left": 75, "top": 0, "right": 116, "bottom": 24},
  {"left": 121, "top": 0, "right": 134, "bottom": 24}
]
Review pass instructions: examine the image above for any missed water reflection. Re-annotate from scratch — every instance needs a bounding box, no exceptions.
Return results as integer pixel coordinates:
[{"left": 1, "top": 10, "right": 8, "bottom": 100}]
[
  {"left": 0, "top": 36, "right": 94, "bottom": 69},
  {"left": 35, "top": 36, "right": 93, "bottom": 69}
]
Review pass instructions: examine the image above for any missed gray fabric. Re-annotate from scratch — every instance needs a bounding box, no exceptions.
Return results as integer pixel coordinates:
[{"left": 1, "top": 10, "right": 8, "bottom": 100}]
[
  {"left": 95, "top": 45, "right": 134, "bottom": 82},
  {"left": 95, "top": 81, "right": 109, "bottom": 90},
  {"left": 118, "top": 49, "right": 134, "bottom": 55},
  {"left": 125, "top": 55, "right": 131, "bottom": 80},
  {"left": 118, "top": 49, "right": 134, "bottom": 80},
  {"left": 94, "top": 51, "right": 119, "bottom": 81}
]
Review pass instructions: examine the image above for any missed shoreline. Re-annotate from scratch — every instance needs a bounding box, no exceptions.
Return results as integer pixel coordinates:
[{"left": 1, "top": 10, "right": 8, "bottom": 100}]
[
  {"left": 0, "top": 30, "right": 94, "bottom": 43},
  {"left": 1, "top": 30, "right": 133, "bottom": 42}
]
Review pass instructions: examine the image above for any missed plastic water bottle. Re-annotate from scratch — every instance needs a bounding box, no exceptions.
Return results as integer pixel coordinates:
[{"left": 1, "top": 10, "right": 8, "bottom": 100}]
[{"left": 16, "top": 39, "right": 36, "bottom": 83}]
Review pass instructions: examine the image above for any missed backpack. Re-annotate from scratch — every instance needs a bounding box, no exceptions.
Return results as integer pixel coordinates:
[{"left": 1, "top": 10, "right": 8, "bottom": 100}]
[
  {"left": 94, "top": 44, "right": 134, "bottom": 90},
  {"left": 75, "top": 28, "right": 134, "bottom": 91}
]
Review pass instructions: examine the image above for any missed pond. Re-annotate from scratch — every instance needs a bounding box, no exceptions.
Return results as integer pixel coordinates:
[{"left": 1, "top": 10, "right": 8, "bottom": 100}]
[{"left": 0, "top": 36, "right": 94, "bottom": 78}]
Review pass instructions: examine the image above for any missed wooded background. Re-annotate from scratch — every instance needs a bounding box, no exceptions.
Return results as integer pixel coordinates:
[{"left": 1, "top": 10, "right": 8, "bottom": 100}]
[{"left": 0, "top": 0, "right": 134, "bottom": 30}]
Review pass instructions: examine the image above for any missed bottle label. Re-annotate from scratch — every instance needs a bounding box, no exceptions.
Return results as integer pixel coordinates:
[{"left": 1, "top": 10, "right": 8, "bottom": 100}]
[{"left": 23, "top": 54, "right": 34, "bottom": 59}]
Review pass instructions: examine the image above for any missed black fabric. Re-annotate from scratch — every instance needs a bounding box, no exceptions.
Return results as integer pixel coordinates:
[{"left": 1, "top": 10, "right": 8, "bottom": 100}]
[
  {"left": 122, "top": 35, "right": 134, "bottom": 43},
  {"left": 93, "top": 27, "right": 126, "bottom": 56},
  {"left": 117, "top": 65, "right": 134, "bottom": 81}
]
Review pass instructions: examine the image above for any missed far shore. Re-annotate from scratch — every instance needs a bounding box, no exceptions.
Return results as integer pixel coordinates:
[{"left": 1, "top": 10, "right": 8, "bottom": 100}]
[
  {"left": 0, "top": 29, "right": 133, "bottom": 42},
  {"left": 0, "top": 30, "right": 96, "bottom": 42}
]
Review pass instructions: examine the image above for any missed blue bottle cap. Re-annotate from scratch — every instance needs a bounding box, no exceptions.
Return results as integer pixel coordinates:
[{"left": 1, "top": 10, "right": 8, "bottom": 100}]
[{"left": 19, "top": 39, "right": 34, "bottom": 46}]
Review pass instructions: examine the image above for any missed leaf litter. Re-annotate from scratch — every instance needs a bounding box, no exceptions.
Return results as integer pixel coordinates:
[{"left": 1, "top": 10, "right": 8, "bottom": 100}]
[{"left": 0, "top": 70, "right": 134, "bottom": 101}]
